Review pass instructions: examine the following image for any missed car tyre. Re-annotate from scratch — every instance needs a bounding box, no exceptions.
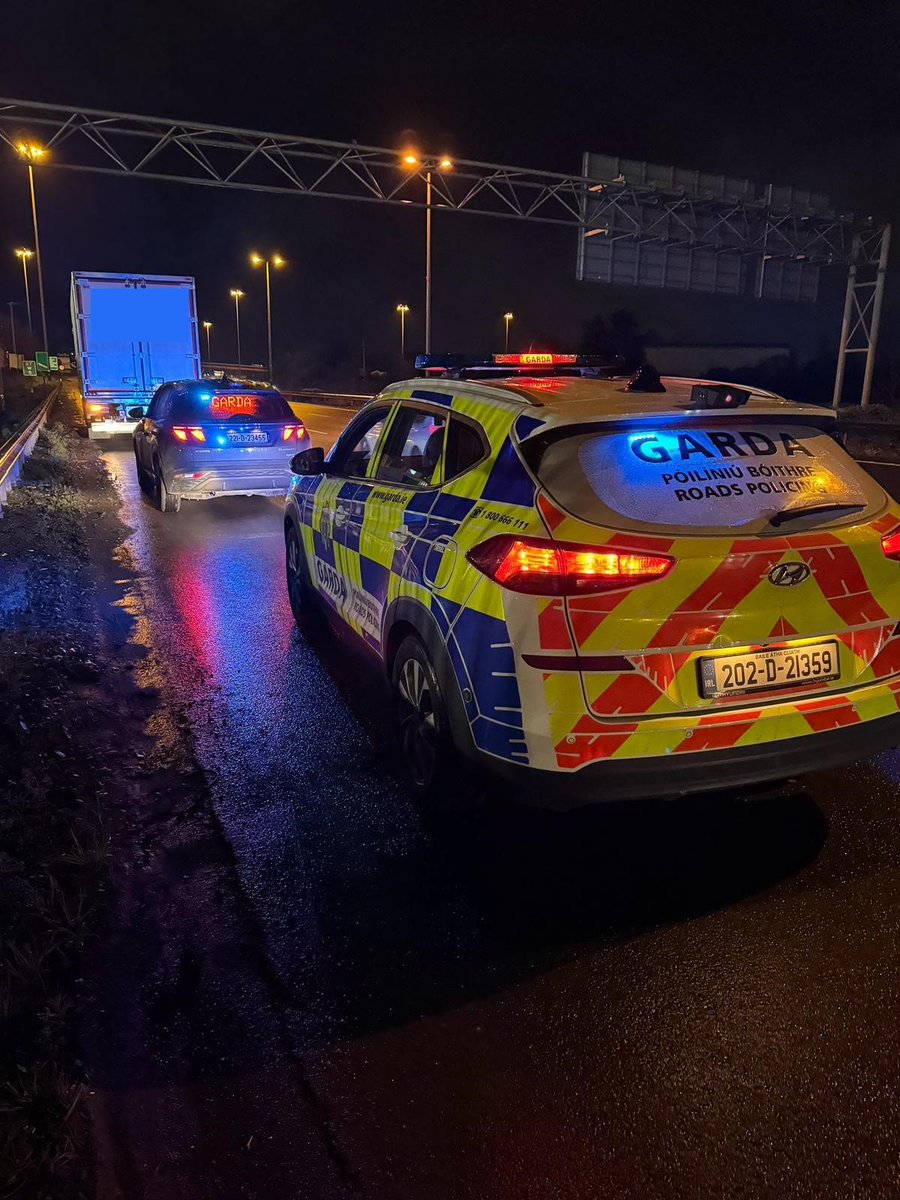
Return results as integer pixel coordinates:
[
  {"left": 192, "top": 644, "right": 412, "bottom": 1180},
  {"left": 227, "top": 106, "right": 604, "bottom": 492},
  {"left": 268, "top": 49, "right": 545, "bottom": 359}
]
[
  {"left": 134, "top": 449, "right": 151, "bottom": 494},
  {"left": 285, "top": 525, "right": 318, "bottom": 627},
  {"left": 391, "top": 635, "right": 466, "bottom": 807},
  {"left": 153, "top": 457, "right": 181, "bottom": 514}
]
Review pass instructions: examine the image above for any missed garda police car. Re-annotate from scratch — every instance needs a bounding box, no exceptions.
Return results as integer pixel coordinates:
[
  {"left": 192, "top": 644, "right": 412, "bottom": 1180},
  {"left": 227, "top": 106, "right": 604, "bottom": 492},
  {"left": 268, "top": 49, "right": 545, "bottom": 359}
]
[{"left": 284, "top": 353, "right": 900, "bottom": 804}]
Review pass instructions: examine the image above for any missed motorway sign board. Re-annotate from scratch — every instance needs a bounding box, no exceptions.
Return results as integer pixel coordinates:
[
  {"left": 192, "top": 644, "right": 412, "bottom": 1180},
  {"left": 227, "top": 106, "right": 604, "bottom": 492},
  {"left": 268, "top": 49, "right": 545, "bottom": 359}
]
[
  {"left": 35, "top": 351, "right": 50, "bottom": 372},
  {"left": 48, "top": 356, "right": 59, "bottom": 371},
  {"left": 23, "top": 360, "right": 37, "bottom": 377}
]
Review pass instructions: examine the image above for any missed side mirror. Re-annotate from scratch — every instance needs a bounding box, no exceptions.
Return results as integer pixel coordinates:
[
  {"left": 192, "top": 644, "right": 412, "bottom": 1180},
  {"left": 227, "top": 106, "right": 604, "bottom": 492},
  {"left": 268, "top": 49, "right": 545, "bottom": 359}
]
[
  {"left": 290, "top": 447, "right": 326, "bottom": 475},
  {"left": 126, "top": 406, "right": 144, "bottom": 419}
]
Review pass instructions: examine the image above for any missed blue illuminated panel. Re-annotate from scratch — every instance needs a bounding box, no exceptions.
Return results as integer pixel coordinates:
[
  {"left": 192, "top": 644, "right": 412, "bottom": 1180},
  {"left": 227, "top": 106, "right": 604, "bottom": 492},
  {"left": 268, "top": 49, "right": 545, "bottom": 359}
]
[{"left": 72, "top": 273, "right": 200, "bottom": 398}]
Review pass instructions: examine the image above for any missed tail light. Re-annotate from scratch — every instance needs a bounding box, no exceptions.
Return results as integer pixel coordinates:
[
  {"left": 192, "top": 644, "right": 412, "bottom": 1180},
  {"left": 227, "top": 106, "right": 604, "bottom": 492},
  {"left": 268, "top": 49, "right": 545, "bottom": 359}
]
[
  {"left": 282, "top": 424, "right": 305, "bottom": 441},
  {"left": 87, "top": 403, "right": 109, "bottom": 418},
  {"left": 467, "top": 535, "right": 674, "bottom": 595},
  {"left": 882, "top": 530, "right": 900, "bottom": 560},
  {"left": 171, "top": 426, "right": 206, "bottom": 443}
]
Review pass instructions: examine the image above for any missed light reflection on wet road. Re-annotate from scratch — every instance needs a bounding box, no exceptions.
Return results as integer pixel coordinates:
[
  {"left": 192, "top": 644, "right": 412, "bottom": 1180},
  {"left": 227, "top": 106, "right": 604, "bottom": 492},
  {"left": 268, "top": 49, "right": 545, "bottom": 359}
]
[{"left": 100, "top": 416, "right": 900, "bottom": 1200}]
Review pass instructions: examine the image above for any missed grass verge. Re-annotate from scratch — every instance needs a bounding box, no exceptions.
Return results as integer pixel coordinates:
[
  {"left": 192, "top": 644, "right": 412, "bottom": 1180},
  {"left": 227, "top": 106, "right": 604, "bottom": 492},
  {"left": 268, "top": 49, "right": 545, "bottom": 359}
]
[{"left": 1, "top": 386, "right": 118, "bottom": 1198}]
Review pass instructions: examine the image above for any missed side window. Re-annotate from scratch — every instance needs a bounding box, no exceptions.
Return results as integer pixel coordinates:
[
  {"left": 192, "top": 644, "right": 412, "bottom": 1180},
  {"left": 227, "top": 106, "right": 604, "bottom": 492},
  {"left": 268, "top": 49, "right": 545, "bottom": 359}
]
[
  {"left": 329, "top": 407, "right": 391, "bottom": 478},
  {"left": 375, "top": 407, "right": 447, "bottom": 489},
  {"left": 147, "top": 385, "right": 170, "bottom": 420},
  {"left": 444, "top": 416, "right": 488, "bottom": 481}
]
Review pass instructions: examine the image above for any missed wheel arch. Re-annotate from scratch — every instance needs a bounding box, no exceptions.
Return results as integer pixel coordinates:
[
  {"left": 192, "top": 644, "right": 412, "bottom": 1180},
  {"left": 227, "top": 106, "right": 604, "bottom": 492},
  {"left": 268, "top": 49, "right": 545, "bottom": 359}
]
[{"left": 382, "top": 597, "right": 476, "bottom": 761}]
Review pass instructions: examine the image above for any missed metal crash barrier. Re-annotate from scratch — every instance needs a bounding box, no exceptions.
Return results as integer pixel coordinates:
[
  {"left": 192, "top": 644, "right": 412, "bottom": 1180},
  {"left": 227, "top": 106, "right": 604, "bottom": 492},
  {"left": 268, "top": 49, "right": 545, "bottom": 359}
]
[{"left": 0, "top": 384, "right": 60, "bottom": 514}]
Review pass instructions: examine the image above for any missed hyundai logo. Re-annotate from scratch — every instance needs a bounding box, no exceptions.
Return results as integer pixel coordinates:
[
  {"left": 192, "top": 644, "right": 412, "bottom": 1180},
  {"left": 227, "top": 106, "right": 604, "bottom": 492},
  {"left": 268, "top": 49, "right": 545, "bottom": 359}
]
[{"left": 768, "top": 562, "right": 811, "bottom": 587}]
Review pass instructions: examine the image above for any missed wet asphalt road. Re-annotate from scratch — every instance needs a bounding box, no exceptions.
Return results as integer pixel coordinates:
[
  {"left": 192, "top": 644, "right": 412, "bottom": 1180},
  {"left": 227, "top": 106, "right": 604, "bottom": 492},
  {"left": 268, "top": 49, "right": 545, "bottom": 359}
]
[{"left": 99, "top": 415, "right": 900, "bottom": 1199}]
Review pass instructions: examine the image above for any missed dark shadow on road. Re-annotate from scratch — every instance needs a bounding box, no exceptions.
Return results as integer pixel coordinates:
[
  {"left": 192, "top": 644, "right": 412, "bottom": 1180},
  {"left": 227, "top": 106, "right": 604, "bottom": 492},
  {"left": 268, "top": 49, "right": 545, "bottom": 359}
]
[{"left": 287, "top": 614, "right": 829, "bottom": 1040}]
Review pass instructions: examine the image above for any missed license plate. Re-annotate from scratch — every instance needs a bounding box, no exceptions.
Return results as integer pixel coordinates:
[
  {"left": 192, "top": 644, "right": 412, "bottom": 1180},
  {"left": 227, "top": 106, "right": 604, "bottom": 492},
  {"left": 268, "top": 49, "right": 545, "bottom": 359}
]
[
  {"left": 699, "top": 640, "right": 840, "bottom": 699},
  {"left": 227, "top": 431, "right": 268, "bottom": 445}
]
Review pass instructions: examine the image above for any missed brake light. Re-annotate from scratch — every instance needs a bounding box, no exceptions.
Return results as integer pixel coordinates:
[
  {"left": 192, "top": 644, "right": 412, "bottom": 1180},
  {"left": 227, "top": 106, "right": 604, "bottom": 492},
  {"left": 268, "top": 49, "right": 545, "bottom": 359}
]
[
  {"left": 882, "top": 530, "right": 900, "bottom": 560},
  {"left": 467, "top": 535, "right": 674, "bottom": 595},
  {"left": 171, "top": 426, "right": 206, "bottom": 443},
  {"left": 282, "top": 424, "right": 305, "bottom": 440}
]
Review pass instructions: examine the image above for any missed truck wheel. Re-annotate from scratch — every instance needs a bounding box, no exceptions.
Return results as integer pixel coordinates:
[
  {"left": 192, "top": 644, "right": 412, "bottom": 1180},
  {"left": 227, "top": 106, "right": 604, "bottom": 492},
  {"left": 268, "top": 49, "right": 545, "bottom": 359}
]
[
  {"left": 153, "top": 459, "right": 181, "bottom": 514},
  {"left": 391, "top": 635, "right": 464, "bottom": 806}
]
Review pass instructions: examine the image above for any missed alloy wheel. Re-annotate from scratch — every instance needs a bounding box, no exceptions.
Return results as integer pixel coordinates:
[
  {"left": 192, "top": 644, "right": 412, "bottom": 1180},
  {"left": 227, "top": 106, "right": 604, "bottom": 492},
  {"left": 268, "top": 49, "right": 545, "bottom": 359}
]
[{"left": 397, "top": 656, "right": 437, "bottom": 787}]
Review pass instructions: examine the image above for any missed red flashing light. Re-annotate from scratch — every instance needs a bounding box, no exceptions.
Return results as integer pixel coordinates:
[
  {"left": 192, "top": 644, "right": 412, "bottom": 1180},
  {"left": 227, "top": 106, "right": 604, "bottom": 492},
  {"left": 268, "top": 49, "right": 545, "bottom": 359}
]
[
  {"left": 882, "top": 529, "right": 900, "bottom": 560},
  {"left": 467, "top": 535, "right": 673, "bottom": 595},
  {"left": 493, "top": 353, "right": 578, "bottom": 367},
  {"left": 512, "top": 378, "right": 569, "bottom": 391}
]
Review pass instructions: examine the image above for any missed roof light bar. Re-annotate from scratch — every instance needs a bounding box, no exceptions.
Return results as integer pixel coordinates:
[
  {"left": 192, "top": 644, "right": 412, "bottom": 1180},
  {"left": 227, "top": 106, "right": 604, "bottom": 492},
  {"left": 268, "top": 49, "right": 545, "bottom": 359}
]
[
  {"left": 414, "top": 352, "right": 620, "bottom": 375},
  {"left": 493, "top": 353, "right": 578, "bottom": 366}
]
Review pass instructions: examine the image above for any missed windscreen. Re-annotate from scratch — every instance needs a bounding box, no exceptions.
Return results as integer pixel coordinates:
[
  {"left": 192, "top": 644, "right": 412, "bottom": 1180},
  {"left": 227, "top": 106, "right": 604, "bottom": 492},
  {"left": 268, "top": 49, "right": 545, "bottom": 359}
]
[
  {"left": 535, "top": 422, "right": 877, "bottom": 531},
  {"left": 171, "top": 390, "right": 294, "bottom": 422}
]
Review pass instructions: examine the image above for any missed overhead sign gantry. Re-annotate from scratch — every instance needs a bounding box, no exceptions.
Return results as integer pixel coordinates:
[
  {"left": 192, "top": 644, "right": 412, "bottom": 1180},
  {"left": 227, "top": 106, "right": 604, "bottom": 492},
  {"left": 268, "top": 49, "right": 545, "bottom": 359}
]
[{"left": 0, "top": 97, "right": 888, "bottom": 406}]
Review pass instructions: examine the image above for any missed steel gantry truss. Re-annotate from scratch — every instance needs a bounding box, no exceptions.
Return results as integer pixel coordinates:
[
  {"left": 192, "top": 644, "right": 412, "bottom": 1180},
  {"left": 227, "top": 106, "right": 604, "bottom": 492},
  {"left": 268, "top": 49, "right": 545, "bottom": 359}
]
[
  {"left": 831, "top": 224, "right": 892, "bottom": 408},
  {"left": 0, "top": 97, "right": 888, "bottom": 404}
]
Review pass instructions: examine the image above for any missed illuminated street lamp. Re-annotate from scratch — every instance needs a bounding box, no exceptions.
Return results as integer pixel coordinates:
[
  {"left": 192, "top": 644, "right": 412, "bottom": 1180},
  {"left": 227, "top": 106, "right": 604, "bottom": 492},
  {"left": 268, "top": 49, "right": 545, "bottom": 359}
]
[
  {"left": 16, "top": 142, "right": 48, "bottom": 352},
  {"left": 202, "top": 320, "right": 213, "bottom": 360},
  {"left": 14, "top": 248, "right": 34, "bottom": 331},
  {"left": 250, "top": 253, "right": 286, "bottom": 380},
  {"left": 400, "top": 152, "right": 453, "bottom": 354},
  {"left": 396, "top": 303, "right": 410, "bottom": 358},
  {"left": 229, "top": 288, "right": 244, "bottom": 363},
  {"left": 503, "top": 311, "right": 514, "bottom": 352}
]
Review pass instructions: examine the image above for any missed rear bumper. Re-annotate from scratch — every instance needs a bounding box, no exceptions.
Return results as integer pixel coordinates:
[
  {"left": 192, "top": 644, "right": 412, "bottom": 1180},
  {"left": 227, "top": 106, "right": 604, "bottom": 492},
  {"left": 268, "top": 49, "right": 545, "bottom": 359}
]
[
  {"left": 479, "top": 710, "right": 900, "bottom": 807},
  {"left": 167, "top": 466, "right": 291, "bottom": 500},
  {"left": 88, "top": 420, "right": 139, "bottom": 438}
]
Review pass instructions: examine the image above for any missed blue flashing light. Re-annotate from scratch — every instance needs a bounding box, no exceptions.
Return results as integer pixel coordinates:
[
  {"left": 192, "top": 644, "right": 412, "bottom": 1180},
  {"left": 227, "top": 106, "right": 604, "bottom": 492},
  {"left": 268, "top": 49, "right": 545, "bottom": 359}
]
[{"left": 198, "top": 391, "right": 213, "bottom": 401}]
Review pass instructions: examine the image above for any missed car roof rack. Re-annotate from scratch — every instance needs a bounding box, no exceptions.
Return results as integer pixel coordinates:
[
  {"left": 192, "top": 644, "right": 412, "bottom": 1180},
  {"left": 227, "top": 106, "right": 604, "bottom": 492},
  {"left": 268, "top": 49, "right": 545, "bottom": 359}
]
[{"left": 415, "top": 353, "right": 623, "bottom": 380}]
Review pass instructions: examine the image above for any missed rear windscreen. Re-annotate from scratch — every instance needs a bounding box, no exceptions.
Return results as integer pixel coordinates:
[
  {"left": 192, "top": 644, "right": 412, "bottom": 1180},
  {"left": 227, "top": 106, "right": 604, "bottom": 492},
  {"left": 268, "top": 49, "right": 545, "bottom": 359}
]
[
  {"left": 534, "top": 423, "right": 877, "bottom": 531},
  {"left": 171, "top": 390, "right": 294, "bottom": 422}
]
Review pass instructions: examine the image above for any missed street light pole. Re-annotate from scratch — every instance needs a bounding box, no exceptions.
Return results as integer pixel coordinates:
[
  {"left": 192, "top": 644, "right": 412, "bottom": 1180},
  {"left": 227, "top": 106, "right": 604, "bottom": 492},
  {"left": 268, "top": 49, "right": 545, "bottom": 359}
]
[
  {"left": 396, "top": 303, "right": 409, "bottom": 358},
  {"left": 230, "top": 288, "right": 244, "bottom": 363},
  {"left": 401, "top": 153, "right": 452, "bottom": 356},
  {"left": 504, "top": 312, "right": 514, "bottom": 352},
  {"left": 425, "top": 170, "right": 432, "bottom": 354},
  {"left": 15, "top": 249, "right": 34, "bottom": 331},
  {"left": 264, "top": 260, "right": 272, "bottom": 378},
  {"left": 251, "top": 253, "right": 285, "bottom": 381},
  {"left": 16, "top": 144, "right": 49, "bottom": 352}
]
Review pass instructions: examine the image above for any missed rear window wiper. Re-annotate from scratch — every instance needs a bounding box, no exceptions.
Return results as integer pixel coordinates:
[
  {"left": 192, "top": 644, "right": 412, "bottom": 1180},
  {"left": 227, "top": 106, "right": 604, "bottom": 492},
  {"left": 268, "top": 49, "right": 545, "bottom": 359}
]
[{"left": 768, "top": 502, "right": 865, "bottom": 528}]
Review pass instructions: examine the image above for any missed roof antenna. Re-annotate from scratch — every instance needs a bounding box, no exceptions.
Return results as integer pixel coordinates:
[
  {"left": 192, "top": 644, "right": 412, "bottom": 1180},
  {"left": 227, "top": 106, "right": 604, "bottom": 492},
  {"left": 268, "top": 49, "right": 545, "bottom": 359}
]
[{"left": 624, "top": 364, "right": 665, "bottom": 393}]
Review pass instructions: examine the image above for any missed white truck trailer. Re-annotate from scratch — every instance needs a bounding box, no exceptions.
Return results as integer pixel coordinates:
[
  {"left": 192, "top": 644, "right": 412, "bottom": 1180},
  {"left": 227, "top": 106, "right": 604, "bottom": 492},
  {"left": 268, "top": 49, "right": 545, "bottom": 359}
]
[{"left": 71, "top": 271, "right": 201, "bottom": 437}]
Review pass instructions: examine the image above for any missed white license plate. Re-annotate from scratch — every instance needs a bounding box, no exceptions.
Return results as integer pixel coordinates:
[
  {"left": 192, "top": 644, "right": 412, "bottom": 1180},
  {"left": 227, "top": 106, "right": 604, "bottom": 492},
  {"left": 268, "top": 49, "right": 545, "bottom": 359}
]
[
  {"left": 228, "top": 431, "right": 268, "bottom": 445},
  {"left": 700, "top": 640, "right": 840, "bottom": 698}
]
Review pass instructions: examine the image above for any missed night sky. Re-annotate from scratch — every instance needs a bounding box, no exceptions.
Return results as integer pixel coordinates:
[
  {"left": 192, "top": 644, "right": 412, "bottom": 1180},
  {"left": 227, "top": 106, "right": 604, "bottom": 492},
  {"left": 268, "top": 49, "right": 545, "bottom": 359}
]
[{"left": 2, "top": 1, "right": 899, "bottom": 389}]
